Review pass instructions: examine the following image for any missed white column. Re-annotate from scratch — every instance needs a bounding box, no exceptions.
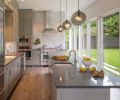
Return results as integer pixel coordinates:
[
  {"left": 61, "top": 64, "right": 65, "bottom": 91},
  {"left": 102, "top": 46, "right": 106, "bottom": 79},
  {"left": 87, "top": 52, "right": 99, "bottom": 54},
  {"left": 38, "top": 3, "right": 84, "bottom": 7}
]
[
  {"left": 79, "top": 25, "right": 83, "bottom": 57},
  {"left": 86, "top": 22, "right": 91, "bottom": 57},
  {"left": 69, "top": 29, "right": 72, "bottom": 50},
  {"left": 96, "top": 17, "right": 104, "bottom": 70},
  {"left": 74, "top": 27, "right": 77, "bottom": 50},
  {"left": 82, "top": 27, "right": 85, "bottom": 55}
]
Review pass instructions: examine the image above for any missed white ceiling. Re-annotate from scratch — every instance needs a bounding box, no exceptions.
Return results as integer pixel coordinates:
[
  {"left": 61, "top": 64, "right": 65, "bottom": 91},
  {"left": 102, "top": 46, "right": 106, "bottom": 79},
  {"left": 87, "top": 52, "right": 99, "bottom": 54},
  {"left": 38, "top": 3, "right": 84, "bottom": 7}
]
[{"left": 17, "top": 0, "right": 97, "bottom": 19}]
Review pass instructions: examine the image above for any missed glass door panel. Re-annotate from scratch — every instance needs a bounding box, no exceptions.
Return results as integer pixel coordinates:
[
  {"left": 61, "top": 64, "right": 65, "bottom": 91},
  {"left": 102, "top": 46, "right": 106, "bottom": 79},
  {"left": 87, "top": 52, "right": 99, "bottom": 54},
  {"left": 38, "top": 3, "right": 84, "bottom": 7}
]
[
  {"left": 91, "top": 20, "right": 97, "bottom": 64},
  {"left": 103, "top": 12, "right": 120, "bottom": 72}
]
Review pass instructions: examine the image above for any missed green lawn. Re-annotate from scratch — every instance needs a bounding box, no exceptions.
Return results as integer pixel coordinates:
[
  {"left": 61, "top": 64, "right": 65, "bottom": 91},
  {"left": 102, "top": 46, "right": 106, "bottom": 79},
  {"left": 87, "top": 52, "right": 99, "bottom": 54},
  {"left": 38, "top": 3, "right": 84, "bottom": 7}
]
[{"left": 91, "top": 49, "right": 120, "bottom": 69}]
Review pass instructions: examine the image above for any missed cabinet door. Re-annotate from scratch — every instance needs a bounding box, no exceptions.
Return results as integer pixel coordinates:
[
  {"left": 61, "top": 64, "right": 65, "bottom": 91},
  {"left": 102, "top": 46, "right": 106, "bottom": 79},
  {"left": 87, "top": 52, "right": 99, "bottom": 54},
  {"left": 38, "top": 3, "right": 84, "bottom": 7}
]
[
  {"left": 16, "top": 57, "right": 21, "bottom": 77},
  {"left": 9, "top": 62, "right": 14, "bottom": 85},
  {"left": 61, "top": 93, "right": 106, "bottom": 100},
  {"left": 23, "top": 20, "right": 32, "bottom": 36},
  {"left": 4, "top": 63, "right": 13, "bottom": 99},
  {"left": 0, "top": 91, "right": 4, "bottom": 100},
  {"left": 19, "top": 19, "right": 24, "bottom": 37},
  {"left": 4, "top": 62, "right": 13, "bottom": 88},
  {"left": 19, "top": 9, "right": 33, "bottom": 37},
  {"left": 4, "top": 67, "right": 10, "bottom": 88},
  {"left": 12, "top": 60, "right": 17, "bottom": 82},
  {"left": 4, "top": 0, "right": 13, "bottom": 9}
]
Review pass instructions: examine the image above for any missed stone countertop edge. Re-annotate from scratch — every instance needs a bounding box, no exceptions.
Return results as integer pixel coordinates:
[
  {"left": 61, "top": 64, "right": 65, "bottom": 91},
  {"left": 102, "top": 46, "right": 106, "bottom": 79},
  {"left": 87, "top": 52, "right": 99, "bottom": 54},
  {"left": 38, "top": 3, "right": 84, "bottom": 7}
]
[
  {"left": 56, "top": 85, "right": 120, "bottom": 88},
  {"left": 4, "top": 52, "right": 24, "bottom": 66},
  {"left": 52, "top": 65, "right": 120, "bottom": 89}
]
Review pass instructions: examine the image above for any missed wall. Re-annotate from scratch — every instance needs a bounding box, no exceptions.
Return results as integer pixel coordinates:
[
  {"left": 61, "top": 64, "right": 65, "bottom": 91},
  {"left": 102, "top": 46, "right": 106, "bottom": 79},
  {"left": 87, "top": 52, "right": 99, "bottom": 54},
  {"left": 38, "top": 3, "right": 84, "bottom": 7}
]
[
  {"left": 84, "top": 0, "right": 120, "bottom": 19},
  {"left": 5, "top": 42, "right": 17, "bottom": 54},
  {"left": 27, "top": 11, "right": 66, "bottom": 66},
  {"left": 33, "top": 11, "right": 65, "bottom": 49},
  {"left": 32, "top": 11, "right": 45, "bottom": 48}
]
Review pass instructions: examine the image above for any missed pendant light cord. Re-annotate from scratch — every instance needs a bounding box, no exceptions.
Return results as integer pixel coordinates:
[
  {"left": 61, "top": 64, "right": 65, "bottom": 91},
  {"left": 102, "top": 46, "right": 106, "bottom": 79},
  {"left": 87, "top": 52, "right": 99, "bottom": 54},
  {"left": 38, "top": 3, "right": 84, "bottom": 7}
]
[
  {"left": 78, "top": 0, "right": 80, "bottom": 15},
  {"left": 66, "top": 0, "right": 67, "bottom": 20},
  {"left": 60, "top": 0, "right": 62, "bottom": 25}
]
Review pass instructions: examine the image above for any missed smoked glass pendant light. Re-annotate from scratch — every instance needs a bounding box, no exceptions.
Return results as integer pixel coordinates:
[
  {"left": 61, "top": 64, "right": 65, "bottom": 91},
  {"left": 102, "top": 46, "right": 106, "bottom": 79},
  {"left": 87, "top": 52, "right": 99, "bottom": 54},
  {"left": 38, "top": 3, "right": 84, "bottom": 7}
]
[
  {"left": 62, "top": 0, "right": 72, "bottom": 30},
  {"left": 71, "top": 0, "right": 86, "bottom": 25},
  {"left": 57, "top": 0, "right": 64, "bottom": 32}
]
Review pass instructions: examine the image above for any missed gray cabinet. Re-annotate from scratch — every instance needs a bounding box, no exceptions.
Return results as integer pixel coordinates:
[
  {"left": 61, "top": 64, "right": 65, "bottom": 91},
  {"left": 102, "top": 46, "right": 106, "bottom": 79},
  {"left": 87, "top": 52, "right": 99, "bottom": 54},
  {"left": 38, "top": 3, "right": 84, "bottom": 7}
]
[
  {"left": 4, "top": 56, "right": 22, "bottom": 99},
  {"left": 19, "top": 9, "right": 33, "bottom": 37},
  {"left": 4, "top": 62, "right": 14, "bottom": 99}
]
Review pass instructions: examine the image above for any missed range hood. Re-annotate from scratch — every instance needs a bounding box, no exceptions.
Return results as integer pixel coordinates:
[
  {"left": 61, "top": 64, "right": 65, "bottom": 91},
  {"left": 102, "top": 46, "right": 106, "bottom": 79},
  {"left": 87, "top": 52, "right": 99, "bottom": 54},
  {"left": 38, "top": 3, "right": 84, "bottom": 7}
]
[{"left": 42, "top": 11, "right": 57, "bottom": 33}]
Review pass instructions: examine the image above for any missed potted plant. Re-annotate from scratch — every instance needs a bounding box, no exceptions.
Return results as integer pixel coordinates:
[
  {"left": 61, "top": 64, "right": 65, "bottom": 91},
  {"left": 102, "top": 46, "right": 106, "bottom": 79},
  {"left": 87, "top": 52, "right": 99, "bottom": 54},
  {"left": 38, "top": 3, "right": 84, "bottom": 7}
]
[{"left": 33, "top": 38, "right": 40, "bottom": 48}]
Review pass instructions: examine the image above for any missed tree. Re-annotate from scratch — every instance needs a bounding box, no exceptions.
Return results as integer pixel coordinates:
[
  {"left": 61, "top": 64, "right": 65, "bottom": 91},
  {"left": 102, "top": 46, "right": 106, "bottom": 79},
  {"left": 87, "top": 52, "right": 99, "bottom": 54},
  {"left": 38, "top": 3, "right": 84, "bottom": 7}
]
[
  {"left": 91, "top": 20, "right": 96, "bottom": 36},
  {"left": 103, "top": 12, "right": 119, "bottom": 37}
]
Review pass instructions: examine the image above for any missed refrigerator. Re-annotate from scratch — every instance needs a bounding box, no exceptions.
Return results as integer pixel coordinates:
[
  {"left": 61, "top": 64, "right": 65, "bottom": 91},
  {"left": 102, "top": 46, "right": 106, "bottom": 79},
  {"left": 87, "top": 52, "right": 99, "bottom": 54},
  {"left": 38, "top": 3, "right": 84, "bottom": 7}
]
[{"left": 0, "top": 3, "right": 4, "bottom": 100}]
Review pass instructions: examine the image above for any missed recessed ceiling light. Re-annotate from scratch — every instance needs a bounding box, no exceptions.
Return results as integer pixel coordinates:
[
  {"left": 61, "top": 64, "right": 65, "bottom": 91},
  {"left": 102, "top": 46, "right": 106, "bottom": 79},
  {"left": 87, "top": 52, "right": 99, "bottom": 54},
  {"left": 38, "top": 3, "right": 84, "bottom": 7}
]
[
  {"left": 21, "top": 0, "right": 24, "bottom": 2},
  {"left": 35, "top": 8, "right": 39, "bottom": 10}
]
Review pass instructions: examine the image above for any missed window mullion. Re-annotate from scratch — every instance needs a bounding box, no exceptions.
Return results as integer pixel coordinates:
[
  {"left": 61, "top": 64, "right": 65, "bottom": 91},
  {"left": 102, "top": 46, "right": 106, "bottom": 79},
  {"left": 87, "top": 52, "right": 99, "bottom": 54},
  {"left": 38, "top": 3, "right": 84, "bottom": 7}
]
[
  {"left": 86, "top": 22, "right": 91, "bottom": 57},
  {"left": 79, "top": 25, "right": 83, "bottom": 57},
  {"left": 69, "top": 29, "right": 72, "bottom": 50},
  {"left": 74, "top": 27, "right": 77, "bottom": 50}
]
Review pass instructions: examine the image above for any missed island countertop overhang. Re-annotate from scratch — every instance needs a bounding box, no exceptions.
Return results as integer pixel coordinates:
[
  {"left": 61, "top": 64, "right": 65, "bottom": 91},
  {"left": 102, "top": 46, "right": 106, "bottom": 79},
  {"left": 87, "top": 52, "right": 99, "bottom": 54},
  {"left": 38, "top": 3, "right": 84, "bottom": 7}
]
[{"left": 52, "top": 64, "right": 120, "bottom": 88}]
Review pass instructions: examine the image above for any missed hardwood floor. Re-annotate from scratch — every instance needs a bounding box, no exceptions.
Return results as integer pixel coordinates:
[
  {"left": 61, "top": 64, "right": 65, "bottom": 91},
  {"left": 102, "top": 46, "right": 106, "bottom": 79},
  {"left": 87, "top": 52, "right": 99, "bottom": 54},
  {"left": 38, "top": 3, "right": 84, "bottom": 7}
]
[{"left": 9, "top": 67, "right": 55, "bottom": 100}]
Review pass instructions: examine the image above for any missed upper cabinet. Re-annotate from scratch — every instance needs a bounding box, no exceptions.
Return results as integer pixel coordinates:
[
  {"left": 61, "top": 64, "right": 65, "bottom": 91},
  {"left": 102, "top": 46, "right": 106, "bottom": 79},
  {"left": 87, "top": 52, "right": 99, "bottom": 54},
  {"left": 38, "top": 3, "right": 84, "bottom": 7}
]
[
  {"left": 19, "top": 9, "right": 33, "bottom": 37},
  {"left": 4, "top": 0, "right": 19, "bottom": 13},
  {"left": 4, "top": 0, "right": 19, "bottom": 45},
  {"left": 4, "top": 0, "right": 13, "bottom": 10},
  {"left": 0, "top": 0, "right": 3, "bottom": 4}
]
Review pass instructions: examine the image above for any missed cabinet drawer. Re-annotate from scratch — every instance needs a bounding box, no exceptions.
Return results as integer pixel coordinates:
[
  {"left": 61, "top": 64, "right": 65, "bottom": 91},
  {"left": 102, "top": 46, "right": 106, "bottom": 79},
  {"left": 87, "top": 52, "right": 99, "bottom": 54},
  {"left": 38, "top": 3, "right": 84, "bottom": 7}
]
[{"left": 61, "top": 93, "right": 106, "bottom": 100}]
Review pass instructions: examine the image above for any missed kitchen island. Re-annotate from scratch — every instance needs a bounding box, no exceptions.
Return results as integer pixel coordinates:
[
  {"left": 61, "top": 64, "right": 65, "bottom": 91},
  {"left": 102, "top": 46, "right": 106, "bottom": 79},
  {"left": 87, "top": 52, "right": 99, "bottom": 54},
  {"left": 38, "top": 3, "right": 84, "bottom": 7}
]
[{"left": 52, "top": 64, "right": 120, "bottom": 100}]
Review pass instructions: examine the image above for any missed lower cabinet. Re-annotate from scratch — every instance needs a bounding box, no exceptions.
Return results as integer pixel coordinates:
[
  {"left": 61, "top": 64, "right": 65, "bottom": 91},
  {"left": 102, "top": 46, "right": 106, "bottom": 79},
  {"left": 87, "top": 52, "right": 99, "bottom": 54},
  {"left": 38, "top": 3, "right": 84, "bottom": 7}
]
[
  {"left": 57, "top": 88, "right": 110, "bottom": 100},
  {"left": 4, "top": 56, "right": 22, "bottom": 100},
  {"left": 0, "top": 91, "right": 4, "bottom": 100}
]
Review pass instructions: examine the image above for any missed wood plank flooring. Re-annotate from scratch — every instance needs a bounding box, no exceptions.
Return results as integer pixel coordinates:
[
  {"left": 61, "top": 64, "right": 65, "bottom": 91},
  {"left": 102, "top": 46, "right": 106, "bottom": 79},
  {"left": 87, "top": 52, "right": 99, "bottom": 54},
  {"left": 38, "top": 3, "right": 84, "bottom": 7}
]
[{"left": 9, "top": 67, "right": 55, "bottom": 100}]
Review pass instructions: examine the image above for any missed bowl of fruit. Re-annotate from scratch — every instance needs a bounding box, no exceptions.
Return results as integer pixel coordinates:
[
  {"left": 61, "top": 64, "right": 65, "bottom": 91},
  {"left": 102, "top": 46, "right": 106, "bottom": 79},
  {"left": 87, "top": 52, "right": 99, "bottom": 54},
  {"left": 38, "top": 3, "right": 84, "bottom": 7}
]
[
  {"left": 82, "top": 57, "right": 92, "bottom": 67},
  {"left": 51, "top": 55, "right": 69, "bottom": 61}
]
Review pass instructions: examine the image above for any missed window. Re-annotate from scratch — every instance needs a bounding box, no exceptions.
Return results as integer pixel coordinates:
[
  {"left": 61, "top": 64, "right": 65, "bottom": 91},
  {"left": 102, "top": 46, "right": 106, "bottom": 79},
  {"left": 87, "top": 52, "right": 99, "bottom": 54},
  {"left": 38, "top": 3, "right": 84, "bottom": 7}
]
[
  {"left": 103, "top": 12, "right": 120, "bottom": 72},
  {"left": 91, "top": 20, "right": 97, "bottom": 64},
  {"left": 65, "top": 30, "right": 69, "bottom": 49},
  {"left": 75, "top": 26, "right": 79, "bottom": 55},
  {"left": 76, "top": 27, "right": 79, "bottom": 50},
  {"left": 82, "top": 23, "right": 87, "bottom": 56}
]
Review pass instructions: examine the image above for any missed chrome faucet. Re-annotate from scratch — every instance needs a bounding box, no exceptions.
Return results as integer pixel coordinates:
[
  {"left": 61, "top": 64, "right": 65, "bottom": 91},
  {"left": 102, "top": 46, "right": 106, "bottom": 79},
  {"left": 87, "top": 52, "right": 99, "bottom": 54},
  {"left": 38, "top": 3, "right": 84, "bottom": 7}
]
[{"left": 69, "top": 50, "right": 77, "bottom": 68}]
